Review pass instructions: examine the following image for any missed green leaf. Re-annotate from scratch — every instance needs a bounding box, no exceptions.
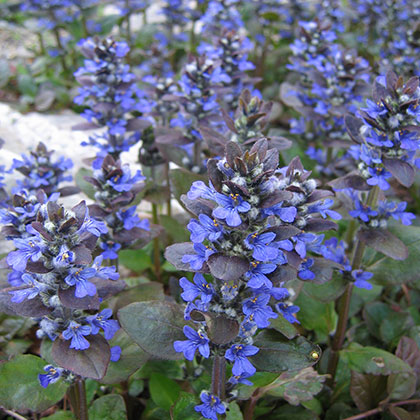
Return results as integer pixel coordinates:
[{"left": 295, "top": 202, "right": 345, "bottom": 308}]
[
  {"left": 17, "top": 73, "right": 38, "bottom": 97},
  {"left": 160, "top": 215, "right": 189, "bottom": 242},
  {"left": 118, "top": 300, "right": 186, "bottom": 360},
  {"left": 0, "top": 354, "right": 67, "bottom": 412},
  {"left": 251, "top": 330, "right": 321, "bottom": 373},
  {"left": 109, "top": 282, "right": 165, "bottom": 314},
  {"left": 88, "top": 395, "right": 127, "bottom": 420},
  {"left": 0, "top": 58, "right": 11, "bottom": 88},
  {"left": 226, "top": 402, "right": 243, "bottom": 420},
  {"left": 149, "top": 373, "right": 180, "bottom": 410},
  {"left": 236, "top": 372, "right": 279, "bottom": 400},
  {"left": 387, "top": 371, "right": 416, "bottom": 401},
  {"left": 340, "top": 343, "right": 413, "bottom": 375},
  {"left": 379, "top": 311, "right": 414, "bottom": 347},
  {"left": 101, "top": 329, "right": 149, "bottom": 384},
  {"left": 266, "top": 367, "right": 327, "bottom": 405},
  {"left": 75, "top": 167, "right": 96, "bottom": 200},
  {"left": 388, "top": 406, "right": 415, "bottom": 420},
  {"left": 42, "top": 411, "right": 75, "bottom": 420},
  {"left": 363, "top": 302, "right": 393, "bottom": 340},
  {"left": 172, "top": 392, "right": 200, "bottom": 419},
  {"left": 302, "top": 274, "right": 347, "bottom": 303},
  {"left": 169, "top": 168, "right": 207, "bottom": 202},
  {"left": 369, "top": 225, "right": 420, "bottom": 287},
  {"left": 269, "top": 315, "right": 298, "bottom": 339},
  {"left": 119, "top": 249, "right": 153, "bottom": 273},
  {"left": 295, "top": 292, "right": 338, "bottom": 343}
]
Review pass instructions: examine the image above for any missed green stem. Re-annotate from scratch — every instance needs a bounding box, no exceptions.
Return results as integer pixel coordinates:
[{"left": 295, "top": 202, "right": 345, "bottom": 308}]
[
  {"left": 67, "top": 378, "right": 88, "bottom": 420},
  {"left": 152, "top": 203, "right": 161, "bottom": 282},
  {"left": 164, "top": 162, "right": 172, "bottom": 218},
  {"left": 326, "top": 186, "right": 379, "bottom": 385},
  {"left": 52, "top": 27, "right": 68, "bottom": 73},
  {"left": 37, "top": 32, "right": 46, "bottom": 55},
  {"left": 193, "top": 140, "right": 201, "bottom": 169},
  {"left": 76, "top": 379, "right": 88, "bottom": 420}
]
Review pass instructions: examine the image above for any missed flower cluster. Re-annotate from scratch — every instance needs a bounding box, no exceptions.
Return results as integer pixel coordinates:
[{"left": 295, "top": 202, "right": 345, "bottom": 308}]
[
  {"left": 346, "top": 72, "right": 420, "bottom": 192},
  {"left": 1, "top": 199, "right": 121, "bottom": 385},
  {"left": 350, "top": 0, "right": 420, "bottom": 77},
  {"left": 168, "top": 138, "right": 340, "bottom": 418},
  {"left": 197, "top": 30, "right": 255, "bottom": 108},
  {"left": 84, "top": 155, "right": 151, "bottom": 259},
  {"left": 199, "top": 0, "right": 244, "bottom": 35},
  {"left": 287, "top": 20, "right": 370, "bottom": 165},
  {"left": 9, "top": 142, "right": 74, "bottom": 196},
  {"left": 74, "top": 37, "right": 152, "bottom": 164},
  {"left": 320, "top": 237, "right": 374, "bottom": 289},
  {"left": 21, "top": 0, "right": 99, "bottom": 30}
]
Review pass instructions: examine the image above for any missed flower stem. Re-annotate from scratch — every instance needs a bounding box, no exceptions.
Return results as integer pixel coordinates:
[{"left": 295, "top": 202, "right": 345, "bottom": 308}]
[
  {"left": 327, "top": 186, "right": 379, "bottom": 385},
  {"left": 342, "top": 399, "right": 420, "bottom": 420},
  {"left": 211, "top": 355, "right": 226, "bottom": 400},
  {"left": 68, "top": 378, "right": 88, "bottom": 420},
  {"left": 152, "top": 203, "right": 161, "bottom": 282}
]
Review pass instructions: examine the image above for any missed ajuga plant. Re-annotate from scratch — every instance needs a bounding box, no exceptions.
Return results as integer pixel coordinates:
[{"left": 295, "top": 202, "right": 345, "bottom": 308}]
[
  {"left": 351, "top": 0, "right": 420, "bottom": 77},
  {"left": 20, "top": 0, "right": 99, "bottom": 72},
  {"left": 325, "top": 71, "right": 420, "bottom": 382},
  {"left": 160, "top": 136, "right": 342, "bottom": 419},
  {"left": 286, "top": 20, "right": 370, "bottom": 175},
  {"left": 200, "top": 89, "right": 293, "bottom": 157},
  {"left": 74, "top": 37, "right": 153, "bottom": 166},
  {"left": 197, "top": 30, "right": 256, "bottom": 110},
  {"left": 9, "top": 141, "right": 77, "bottom": 197},
  {"left": 0, "top": 198, "right": 122, "bottom": 417},
  {"left": 83, "top": 154, "right": 152, "bottom": 265},
  {"left": 160, "top": 55, "right": 231, "bottom": 172},
  {"left": 199, "top": 0, "right": 244, "bottom": 34}
]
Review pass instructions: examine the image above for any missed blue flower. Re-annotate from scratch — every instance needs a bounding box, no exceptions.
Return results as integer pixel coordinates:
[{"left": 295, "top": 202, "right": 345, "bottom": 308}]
[
  {"left": 245, "top": 261, "right": 276, "bottom": 289},
  {"left": 244, "top": 232, "right": 279, "bottom": 262},
  {"left": 352, "top": 269, "right": 373, "bottom": 290},
  {"left": 64, "top": 267, "right": 97, "bottom": 298},
  {"left": 277, "top": 303, "right": 300, "bottom": 324},
  {"left": 262, "top": 203, "right": 297, "bottom": 222},
  {"left": 38, "top": 365, "right": 64, "bottom": 388},
  {"left": 116, "top": 206, "right": 150, "bottom": 231},
  {"left": 194, "top": 391, "right": 226, "bottom": 420},
  {"left": 9, "top": 273, "right": 47, "bottom": 303},
  {"left": 349, "top": 199, "right": 378, "bottom": 223},
  {"left": 62, "top": 321, "right": 92, "bottom": 350},
  {"left": 179, "top": 273, "right": 214, "bottom": 303},
  {"left": 7, "top": 236, "right": 44, "bottom": 271},
  {"left": 110, "top": 346, "right": 122, "bottom": 362},
  {"left": 228, "top": 372, "right": 254, "bottom": 386},
  {"left": 87, "top": 309, "right": 119, "bottom": 340},
  {"left": 173, "top": 325, "right": 210, "bottom": 360},
  {"left": 361, "top": 99, "right": 387, "bottom": 119},
  {"left": 298, "top": 258, "right": 316, "bottom": 280},
  {"left": 107, "top": 165, "right": 145, "bottom": 192},
  {"left": 100, "top": 241, "right": 121, "bottom": 260},
  {"left": 182, "top": 243, "right": 215, "bottom": 270},
  {"left": 366, "top": 167, "right": 392, "bottom": 190},
  {"left": 54, "top": 246, "right": 75, "bottom": 267},
  {"left": 91, "top": 256, "right": 119, "bottom": 281},
  {"left": 187, "top": 214, "right": 224, "bottom": 243},
  {"left": 307, "top": 199, "right": 341, "bottom": 220},
  {"left": 242, "top": 294, "right": 278, "bottom": 328},
  {"left": 225, "top": 344, "right": 259, "bottom": 376},
  {"left": 212, "top": 193, "right": 250, "bottom": 227},
  {"left": 187, "top": 181, "right": 216, "bottom": 200},
  {"left": 79, "top": 217, "right": 108, "bottom": 237}
]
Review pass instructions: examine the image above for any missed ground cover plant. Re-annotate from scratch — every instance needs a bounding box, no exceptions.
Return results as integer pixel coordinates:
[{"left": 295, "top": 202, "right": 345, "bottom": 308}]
[{"left": 1, "top": 1, "right": 420, "bottom": 419}]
